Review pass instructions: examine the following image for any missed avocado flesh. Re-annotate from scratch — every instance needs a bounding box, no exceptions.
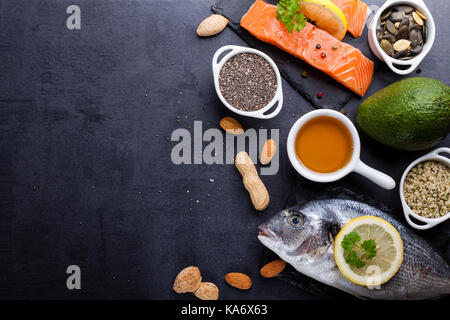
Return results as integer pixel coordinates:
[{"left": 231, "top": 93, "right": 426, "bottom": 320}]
[{"left": 356, "top": 77, "right": 450, "bottom": 151}]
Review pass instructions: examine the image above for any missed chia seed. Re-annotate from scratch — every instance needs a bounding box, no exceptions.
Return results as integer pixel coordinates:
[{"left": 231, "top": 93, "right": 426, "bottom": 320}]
[{"left": 219, "top": 53, "right": 277, "bottom": 112}]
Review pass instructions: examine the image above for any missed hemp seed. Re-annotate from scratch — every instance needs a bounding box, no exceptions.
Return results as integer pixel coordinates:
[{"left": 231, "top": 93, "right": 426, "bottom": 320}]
[{"left": 403, "top": 161, "right": 450, "bottom": 218}]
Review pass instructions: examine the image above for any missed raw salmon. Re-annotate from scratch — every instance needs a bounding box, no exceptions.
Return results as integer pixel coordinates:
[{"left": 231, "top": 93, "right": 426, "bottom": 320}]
[
  {"left": 331, "top": 0, "right": 369, "bottom": 38},
  {"left": 240, "top": 0, "right": 373, "bottom": 96}
]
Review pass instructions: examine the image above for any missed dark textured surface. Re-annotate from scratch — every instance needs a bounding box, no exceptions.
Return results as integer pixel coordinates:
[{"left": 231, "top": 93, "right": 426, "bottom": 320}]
[{"left": 0, "top": 0, "right": 448, "bottom": 299}]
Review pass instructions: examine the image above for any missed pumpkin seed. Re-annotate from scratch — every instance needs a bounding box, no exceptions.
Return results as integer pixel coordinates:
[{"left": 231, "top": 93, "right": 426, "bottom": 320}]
[
  {"left": 386, "top": 20, "right": 398, "bottom": 35},
  {"left": 380, "top": 9, "right": 392, "bottom": 21},
  {"left": 417, "top": 30, "right": 423, "bottom": 45},
  {"left": 380, "top": 39, "right": 393, "bottom": 54},
  {"left": 382, "top": 33, "right": 396, "bottom": 44},
  {"left": 410, "top": 45, "right": 423, "bottom": 55},
  {"left": 410, "top": 29, "right": 419, "bottom": 47},
  {"left": 393, "top": 39, "right": 411, "bottom": 52},
  {"left": 376, "top": 27, "right": 383, "bottom": 40},
  {"left": 390, "top": 12, "right": 404, "bottom": 22},
  {"left": 394, "top": 50, "right": 409, "bottom": 59},
  {"left": 423, "top": 24, "right": 427, "bottom": 43},
  {"left": 387, "top": 48, "right": 395, "bottom": 57},
  {"left": 412, "top": 12, "right": 424, "bottom": 26},
  {"left": 415, "top": 10, "right": 427, "bottom": 20},
  {"left": 397, "top": 25, "right": 409, "bottom": 40},
  {"left": 409, "top": 24, "right": 420, "bottom": 32},
  {"left": 394, "top": 5, "right": 414, "bottom": 14},
  {"left": 399, "top": 18, "right": 409, "bottom": 29}
]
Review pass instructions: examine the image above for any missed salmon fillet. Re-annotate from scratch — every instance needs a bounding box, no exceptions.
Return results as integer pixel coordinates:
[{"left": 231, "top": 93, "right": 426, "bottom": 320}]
[
  {"left": 240, "top": 0, "right": 373, "bottom": 96},
  {"left": 331, "top": 0, "right": 369, "bottom": 38}
]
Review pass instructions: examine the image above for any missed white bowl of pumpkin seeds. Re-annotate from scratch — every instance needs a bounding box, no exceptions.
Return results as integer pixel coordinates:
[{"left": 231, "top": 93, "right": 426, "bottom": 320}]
[
  {"left": 400, "top": 147, "right": 450, "bottom": 230},
  {"left": 368, "top": 0, "right": 435, "bottom": 75}
]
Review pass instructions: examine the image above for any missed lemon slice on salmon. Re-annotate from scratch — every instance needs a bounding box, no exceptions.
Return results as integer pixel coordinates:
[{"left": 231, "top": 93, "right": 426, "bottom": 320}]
[
  {"left": 334, "top": 216, "right": 403, "bottom": 286},
  {"left": 300, "top": 0, "right": 348, "bottom": 40}
]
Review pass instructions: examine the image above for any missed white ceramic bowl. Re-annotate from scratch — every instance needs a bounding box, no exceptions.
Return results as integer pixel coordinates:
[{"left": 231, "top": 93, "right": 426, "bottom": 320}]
[
  {"left": 212, "top": 45, "right": 283, "bottom": 119},
  {"left": 400, "top": 147, "right": 450, "bottom": 230},
  {"left": 287, "top": 109, "right": 396, "bottom": 190},
  {"left": 368, "top": 0, "right": 435, "bottom": 75}
]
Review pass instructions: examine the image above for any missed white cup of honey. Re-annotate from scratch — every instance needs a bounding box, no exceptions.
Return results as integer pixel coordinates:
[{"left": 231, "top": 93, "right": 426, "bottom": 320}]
[{"left": 287, "top": 110, "right": 396, "bottom": 190}]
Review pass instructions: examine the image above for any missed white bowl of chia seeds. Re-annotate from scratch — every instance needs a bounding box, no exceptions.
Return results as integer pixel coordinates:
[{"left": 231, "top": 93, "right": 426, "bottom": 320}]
[
  {"left": 212, "top": 45, "right": 283, "bottom": 119},
  {"left": 400, "top": 147, "right": 450, "bottom": 230}
]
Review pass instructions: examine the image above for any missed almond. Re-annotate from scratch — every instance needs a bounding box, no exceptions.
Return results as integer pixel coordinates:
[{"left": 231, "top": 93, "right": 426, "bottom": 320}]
[
  {"left": 260, "top": 139, "right": 277, "bottom": 165},
  {"left": 194, "top": 282, "right": 219, "bottom": 300},
  {"left": 220, "top": 116, "right": 244, "bottom": 135},
  {"left": 196, "top": 14, "right": 229, "bottom": 37},
  {"left": 260, "top": 260, "right": 286, "bottom": 278},
  {"left": 173, "top": 266, "right": 202, "bottom": 293},
  {"left": 224, "top": 272, "right": 252, "bottom": 290}
]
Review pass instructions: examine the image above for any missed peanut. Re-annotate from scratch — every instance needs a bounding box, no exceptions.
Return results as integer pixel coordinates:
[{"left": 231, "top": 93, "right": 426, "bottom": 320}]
[
  {"left": 235, "top": 151, "right": 269, "bottom": 211},
  {"left": 260, "top": 139, "right": 277, "bottom": 165}
]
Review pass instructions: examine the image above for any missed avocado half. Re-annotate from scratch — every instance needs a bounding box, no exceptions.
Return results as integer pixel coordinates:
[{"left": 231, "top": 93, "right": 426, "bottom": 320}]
[{"left": 356, "top": 77, "right": 450, "bottom": 151}]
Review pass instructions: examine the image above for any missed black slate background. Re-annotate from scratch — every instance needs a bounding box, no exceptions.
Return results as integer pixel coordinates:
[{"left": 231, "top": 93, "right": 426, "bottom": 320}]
[{"left": 0, "top": 0, "right": 449, "bottom": 299}]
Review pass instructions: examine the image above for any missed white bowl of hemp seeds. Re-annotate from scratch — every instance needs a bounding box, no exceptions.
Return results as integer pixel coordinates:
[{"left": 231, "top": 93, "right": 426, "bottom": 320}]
[
  {"left": 400, "top": 147, "right": 450, "bottom": 230},
  {"left": 212, "top": 45, "right": 283, "bottom": 119}
]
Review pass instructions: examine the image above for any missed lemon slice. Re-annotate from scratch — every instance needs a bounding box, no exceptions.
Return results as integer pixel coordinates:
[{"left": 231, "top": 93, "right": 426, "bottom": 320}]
[
  {"left": 334, "top": 216, "right": 403, "bottom": 286},
  {"left": 299, "top": 0, "right": 348, "bottom": 40}
]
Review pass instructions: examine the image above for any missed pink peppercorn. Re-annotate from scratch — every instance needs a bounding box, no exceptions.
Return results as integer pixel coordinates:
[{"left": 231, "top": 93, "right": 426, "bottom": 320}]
[
  {"left": 317, "top": 92, "right": 324, "bottom": 99},
  {"left": 320, "top": 52, "right": 326, "bottom": 59}
]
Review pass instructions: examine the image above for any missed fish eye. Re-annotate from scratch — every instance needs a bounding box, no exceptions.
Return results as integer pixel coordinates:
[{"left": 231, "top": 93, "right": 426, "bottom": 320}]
[{"left": 289, "top": 214, "right": 303, "bottom": 228}]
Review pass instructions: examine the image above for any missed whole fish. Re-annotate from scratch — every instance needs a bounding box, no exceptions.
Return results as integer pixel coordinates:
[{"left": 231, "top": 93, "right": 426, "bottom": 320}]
[{"left": 258, "top": 199, "right": 450, "bottom": 299}]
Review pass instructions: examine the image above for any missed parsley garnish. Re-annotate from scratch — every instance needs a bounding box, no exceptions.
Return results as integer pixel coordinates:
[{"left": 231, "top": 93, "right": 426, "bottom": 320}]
[
  {"left": 276, "top": 0, "right": 308, "bottom": 33},
  {"left": 341, "top": 232, "right": 377, "bottom": 268}
]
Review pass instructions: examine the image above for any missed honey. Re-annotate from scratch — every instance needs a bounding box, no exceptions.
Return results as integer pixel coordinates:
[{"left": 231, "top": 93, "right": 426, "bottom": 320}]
[{"left": 295, "top": 116, "right": 353, "bottom": 173}]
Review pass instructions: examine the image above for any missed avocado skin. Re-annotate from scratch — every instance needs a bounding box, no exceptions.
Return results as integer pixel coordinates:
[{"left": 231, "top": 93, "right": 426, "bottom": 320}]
[{"left": 356, "top": 77, "right": 450, "bottom": 151}]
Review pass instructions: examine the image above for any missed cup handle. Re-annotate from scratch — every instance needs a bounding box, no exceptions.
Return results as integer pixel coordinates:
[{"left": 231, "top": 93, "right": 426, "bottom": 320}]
[
  {"left": 212, "top": 45, "right": 241, "bottom": 77},
  {"left": 404, "top": 210, "right": 439, "bottom": 230},
  {"left": 385, "top": 58, "right": 423, "bottom": 75},
  {"left": 253, "top": 88, "right": 284, "bottom": 119},
  {"left": 430, "top": 147, "right": 450, "bottom": 160},
  {"left": 353, "top": 161, "right": 396, "bottom": 190}
]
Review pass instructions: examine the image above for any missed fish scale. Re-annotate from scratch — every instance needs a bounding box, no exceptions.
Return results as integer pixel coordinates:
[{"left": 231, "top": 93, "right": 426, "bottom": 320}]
[{"left": 258, "top": 199, "right": 450, "bottom": 299}]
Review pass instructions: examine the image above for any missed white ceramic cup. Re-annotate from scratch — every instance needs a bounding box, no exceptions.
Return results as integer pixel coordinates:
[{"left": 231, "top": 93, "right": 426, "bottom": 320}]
[
  {"left": 400, "top": 147, "right": 450, "bottom": 230},
  {"left": 368, "top": 0, "right": 435, "bottom": 75},
  {"left": 212, "top": 45, "right": 283, "bottom": 119},
  {"left": 287, "top": 110, "right": 396, "bottom": 190}
]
